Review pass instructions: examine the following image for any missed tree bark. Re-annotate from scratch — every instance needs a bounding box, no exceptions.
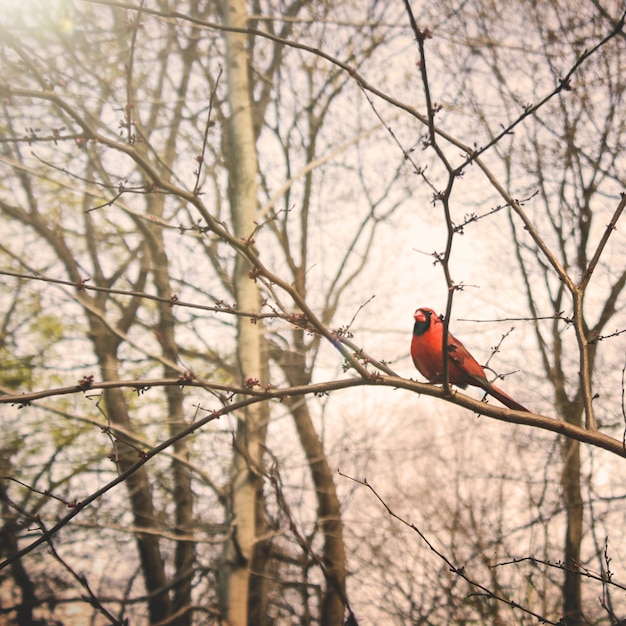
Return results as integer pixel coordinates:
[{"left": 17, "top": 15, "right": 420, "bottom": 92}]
[
  {"left": 146, "top": 216, "right": 196, "bottom": 626},
  {"left": 561, "top": 405, "right": 584, "bottom": 626},
  {"left": 276, "top": 348, "right": 347, "bottom": 625},
  {"left": 220, "top": 1, "right": 270, "bottom": 623},
  {"left": 94, "top": 338, "right": 172, "bottom": 623},
  {"left": 0, "top": 451, "right": 39, "bottom": 626}
]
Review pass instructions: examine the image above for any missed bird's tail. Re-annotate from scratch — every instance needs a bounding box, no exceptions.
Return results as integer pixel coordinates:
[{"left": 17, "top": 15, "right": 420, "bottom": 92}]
[{"left": 485, "top": 382, "right": 530, "bottom": 412}]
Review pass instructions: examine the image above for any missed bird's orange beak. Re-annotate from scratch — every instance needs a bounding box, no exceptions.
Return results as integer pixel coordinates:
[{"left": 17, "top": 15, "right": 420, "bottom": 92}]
[{"left": 414, "top": 309, "right": 426, "bottom": 322}]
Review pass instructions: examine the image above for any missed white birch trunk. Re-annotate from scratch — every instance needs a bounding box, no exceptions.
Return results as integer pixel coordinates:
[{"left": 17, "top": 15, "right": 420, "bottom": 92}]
[{"left": 220, "top": 0, "right": 268, "bottom": 623}]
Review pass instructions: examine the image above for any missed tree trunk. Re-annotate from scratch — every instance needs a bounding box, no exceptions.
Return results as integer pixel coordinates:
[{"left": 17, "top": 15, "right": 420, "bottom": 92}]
[
  {"left": 220, "top": 1, "right": 270, "bottom": 623},
  {"left": 147, "top": 217, "right": 196, "bottom": 626},
  {"left": 0, "top": 451, "right": 39, "bottom": 626},
  {"left": 287, "top": 397, "right": 347, "bottom": 624},
  {"left": 561, "top": 410, "right": 584, "bottom": 626},
  {"left": 94, "top": 340, "right": 172, "bottom": 623},
  {"left": 277, "top": 348, "right": 347, "bottom": 625}
]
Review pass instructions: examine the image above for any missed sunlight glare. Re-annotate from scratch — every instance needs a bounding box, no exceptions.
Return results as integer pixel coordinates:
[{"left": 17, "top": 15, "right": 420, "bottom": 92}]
[{"left": 0, "top": 0, "right": 74, "bottom": 32}]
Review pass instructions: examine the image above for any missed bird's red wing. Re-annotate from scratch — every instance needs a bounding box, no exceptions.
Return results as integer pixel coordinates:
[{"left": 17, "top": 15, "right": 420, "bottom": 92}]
[
  {"left": 449, "top": 338, "right": 530, "bottom": 411},
  {"left": 446, "top": 335, "right": 490, "bottom": 386}
]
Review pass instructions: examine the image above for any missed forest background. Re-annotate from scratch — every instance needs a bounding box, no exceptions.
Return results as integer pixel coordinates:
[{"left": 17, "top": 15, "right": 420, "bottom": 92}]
[{"left": 1, "top": 0, "right": 626, "bottom": 625}]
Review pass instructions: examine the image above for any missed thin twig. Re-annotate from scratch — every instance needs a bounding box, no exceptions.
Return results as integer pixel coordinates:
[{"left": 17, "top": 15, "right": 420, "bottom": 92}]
[
  {"left": 340, "top": 472, "right": 559, "bottom": 625},
  {"left": 193, "top": 67, "right": 222, "bottom": 196}
]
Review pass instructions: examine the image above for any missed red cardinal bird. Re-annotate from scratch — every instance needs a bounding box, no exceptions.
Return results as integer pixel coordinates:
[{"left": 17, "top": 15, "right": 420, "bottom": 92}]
[{"left": 411, "top": 307, "right": 529, "bottom": 412}]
